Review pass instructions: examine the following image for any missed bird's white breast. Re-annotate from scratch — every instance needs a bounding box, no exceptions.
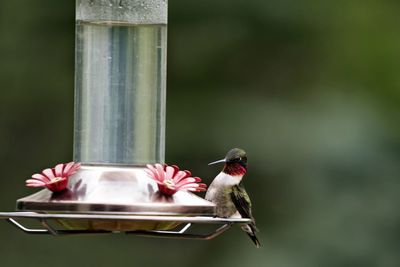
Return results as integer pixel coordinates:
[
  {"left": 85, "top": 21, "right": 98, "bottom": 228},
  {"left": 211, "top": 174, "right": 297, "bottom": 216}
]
[
  {"left": 205, "top": 172, "right": 243, "bottom": 217},
  {"left": 205, "top": 172, "right": 243, "bottom": 201},
  {"left": 211, "top": 172, "right": 243, "bottom": 187}
]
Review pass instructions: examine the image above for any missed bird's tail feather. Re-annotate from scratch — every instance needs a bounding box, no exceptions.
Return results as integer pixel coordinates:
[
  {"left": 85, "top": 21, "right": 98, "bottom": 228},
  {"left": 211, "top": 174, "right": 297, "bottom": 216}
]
[{"left": 242, "top": 224, "right": 261, "bottom": 248}]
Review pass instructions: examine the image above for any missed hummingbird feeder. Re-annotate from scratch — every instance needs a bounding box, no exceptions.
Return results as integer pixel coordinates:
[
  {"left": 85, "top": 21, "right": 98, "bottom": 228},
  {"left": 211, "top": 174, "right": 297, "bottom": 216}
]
[{"left": 0, "top": 0, "right": 250, "bottom": 239}]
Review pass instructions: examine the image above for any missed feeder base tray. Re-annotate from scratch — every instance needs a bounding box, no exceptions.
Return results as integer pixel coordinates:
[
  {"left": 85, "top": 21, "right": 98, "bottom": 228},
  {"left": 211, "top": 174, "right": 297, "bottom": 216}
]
[{"left": 17, "top": 165, "right": 219, "bottom": 231}]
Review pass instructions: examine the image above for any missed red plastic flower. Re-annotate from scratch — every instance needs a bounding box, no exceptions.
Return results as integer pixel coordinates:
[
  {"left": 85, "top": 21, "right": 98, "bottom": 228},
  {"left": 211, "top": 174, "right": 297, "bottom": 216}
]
[
  {"left": 145, "top": 163, "right": 207, "bottom": 196},
  {"left": 26, "top": 162, "right": 81, "bottom": 192}
]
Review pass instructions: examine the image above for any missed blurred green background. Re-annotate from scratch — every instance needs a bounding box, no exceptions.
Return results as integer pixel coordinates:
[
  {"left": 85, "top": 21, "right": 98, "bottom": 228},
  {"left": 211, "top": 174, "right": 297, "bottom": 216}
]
[{"left": 1, "top": 0, "right": 400, "bottom": 266}]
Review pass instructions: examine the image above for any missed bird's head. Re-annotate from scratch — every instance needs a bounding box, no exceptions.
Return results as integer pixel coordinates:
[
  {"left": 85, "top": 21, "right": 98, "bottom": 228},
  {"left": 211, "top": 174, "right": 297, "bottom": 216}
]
[{"left": 209, "top": 148, "right": 247, "bottom": 175}]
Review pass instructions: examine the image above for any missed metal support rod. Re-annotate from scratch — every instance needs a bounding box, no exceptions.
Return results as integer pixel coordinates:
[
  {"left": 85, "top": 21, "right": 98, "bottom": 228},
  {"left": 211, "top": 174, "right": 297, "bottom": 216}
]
[
  {"left": 7, "top": 219, "right": 48, "bottom": 235},
  {"left": 40, "top": 219, "right": 58, "bottom": 236},
  {"left": 126, "top": 223, "right": 233, "bottom": 240},
  {"left": 0, "top": 212, "right": 248, "bottom": 239}
]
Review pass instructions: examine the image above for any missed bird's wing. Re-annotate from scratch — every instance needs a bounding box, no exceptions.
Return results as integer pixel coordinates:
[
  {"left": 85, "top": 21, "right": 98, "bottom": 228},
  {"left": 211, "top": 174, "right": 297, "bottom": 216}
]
[
  {"left": 231, "top": 183, "right": 261, "bottom": 248},
  {"left": 230, "top": 183, "right": 257, "bottom": 225},
  {"left": 231, "top": 182, "right": 261, "bottom": 247}
]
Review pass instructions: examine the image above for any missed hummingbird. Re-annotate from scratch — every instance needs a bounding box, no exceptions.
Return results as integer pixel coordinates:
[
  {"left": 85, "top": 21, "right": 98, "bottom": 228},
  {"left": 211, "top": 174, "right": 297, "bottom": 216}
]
[{"left": 205, "top": 148, "right": 260, "bottom": 248}]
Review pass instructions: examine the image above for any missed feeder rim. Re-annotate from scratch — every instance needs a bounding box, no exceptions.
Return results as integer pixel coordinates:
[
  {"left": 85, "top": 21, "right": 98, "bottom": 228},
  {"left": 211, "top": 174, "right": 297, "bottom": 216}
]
[{"left": 0, "top": 211, "right": 251, "bottom": 223}]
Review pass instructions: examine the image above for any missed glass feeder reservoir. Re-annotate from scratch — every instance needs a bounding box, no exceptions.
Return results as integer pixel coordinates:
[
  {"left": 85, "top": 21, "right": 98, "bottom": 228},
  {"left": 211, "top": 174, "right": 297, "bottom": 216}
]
[{"left": 74, "top": 0, "right": 167, "bottom": 165}]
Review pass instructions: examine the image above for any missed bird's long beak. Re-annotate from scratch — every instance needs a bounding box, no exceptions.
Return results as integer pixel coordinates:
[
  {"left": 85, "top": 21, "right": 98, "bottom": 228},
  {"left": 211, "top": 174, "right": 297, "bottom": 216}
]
[{"left": 208, "top": 159, "right": 226, "bottom": 166}]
